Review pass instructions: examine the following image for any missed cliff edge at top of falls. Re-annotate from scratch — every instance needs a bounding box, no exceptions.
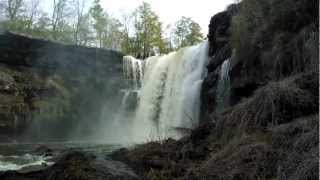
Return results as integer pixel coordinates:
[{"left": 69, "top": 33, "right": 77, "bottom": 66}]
[
  {"left": 0, "top": 32, "right": 124, "bottom": 142},
  {"left": 111, "top": 0, "right": 319, "bottom": 179}
]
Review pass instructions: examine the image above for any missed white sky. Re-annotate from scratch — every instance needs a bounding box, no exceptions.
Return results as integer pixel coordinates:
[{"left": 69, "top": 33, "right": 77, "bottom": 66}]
[{"left": 42, "top": 0, "right": 235, "bottom": 35}]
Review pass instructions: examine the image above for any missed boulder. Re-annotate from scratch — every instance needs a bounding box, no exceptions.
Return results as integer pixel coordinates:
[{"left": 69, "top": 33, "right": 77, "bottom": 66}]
[{"left": 45, "top": 151, "right": 139, "bottom": 180}]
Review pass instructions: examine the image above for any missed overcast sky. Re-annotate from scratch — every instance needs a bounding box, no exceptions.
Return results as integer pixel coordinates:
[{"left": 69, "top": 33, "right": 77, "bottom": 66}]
[{"left": 43, "top": 0, "right": 235, "bottom": 35}]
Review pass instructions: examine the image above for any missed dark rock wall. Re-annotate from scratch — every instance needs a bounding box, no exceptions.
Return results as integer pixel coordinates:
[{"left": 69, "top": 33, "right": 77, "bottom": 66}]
[
  {"left": 193, "top": 0, "right": 319, "bottom": 179},
  {"left": 200, "top": 4, "right": 238, "bottom": 122},
  {"left": 228, "top": 0, "right": 319, "bottom": 106},
  {"left": 0, "top": 32, "right": 124, "bottom": 141},
  {"left": 201, "top": 0, "right": 319, "bottom": 122}
]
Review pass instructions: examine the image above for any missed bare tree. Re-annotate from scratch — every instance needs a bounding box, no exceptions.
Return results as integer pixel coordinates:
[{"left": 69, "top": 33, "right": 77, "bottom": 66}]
[
  {"left": 0, "top": 0, "right": 25, "bottom": 31},
  {"left": 0, "top": 1, "right": 5, "bottom": 19},
  {"left": 72, "top": 0, "right": 86, "bottom": 44},
  {"left": 120, "top": 11, "right": 132, "bottom": 53},
  {"left": 0, "top": 0, "right": 24, "bottom": 21},
  {"left": 6, "top": 0, "right": 23, "bottom": 20},
  {"left": 25, "top": 0, "right": 40, "bottom": 30},
  {"left": 51, "top": 0, "right": 69, "bottom": 40},
  {"left": 76, "top": 13, "right": 92, "bottom": 45}
]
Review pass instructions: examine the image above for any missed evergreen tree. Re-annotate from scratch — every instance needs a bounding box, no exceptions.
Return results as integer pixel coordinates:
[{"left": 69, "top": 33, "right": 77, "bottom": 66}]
[
  {"left": 133, "top": 2, "right": 165, "bottom": 57},
  {"left": 173, "top": 16, "right": 203, "bottom": 49},
  {"left": 89, "top": 0, "right": 106, "bottom": 47}
]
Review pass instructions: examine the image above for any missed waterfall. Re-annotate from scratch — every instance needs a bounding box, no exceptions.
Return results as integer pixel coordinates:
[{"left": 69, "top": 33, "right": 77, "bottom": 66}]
[
  {"left": 215, "top": 59, "right": 230, "bottom": 112},
  {"left": 123, "top": 56, "right": 144, "bottom": 89},
  {"left": 124, "top": 41, "right": 209, "bottom": 142}
]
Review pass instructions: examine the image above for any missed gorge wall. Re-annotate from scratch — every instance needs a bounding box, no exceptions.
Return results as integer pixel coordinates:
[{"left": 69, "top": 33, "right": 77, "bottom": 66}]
[
  {"left": 202, "top": 0, "right": 318, "bottom": 121},
  {"left": 0, "top": 32, "right": 124, "bottom": 141}
]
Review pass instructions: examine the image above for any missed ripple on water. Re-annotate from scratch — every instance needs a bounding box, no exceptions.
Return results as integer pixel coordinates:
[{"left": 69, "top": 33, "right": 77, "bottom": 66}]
[{"left": 0, "top": 154, "right": 53, "bottom": 171}]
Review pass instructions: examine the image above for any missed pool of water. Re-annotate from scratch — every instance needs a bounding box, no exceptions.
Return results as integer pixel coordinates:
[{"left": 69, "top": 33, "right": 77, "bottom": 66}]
[{"left": 0, "top": 141, "right": 122, "bottom": 172}]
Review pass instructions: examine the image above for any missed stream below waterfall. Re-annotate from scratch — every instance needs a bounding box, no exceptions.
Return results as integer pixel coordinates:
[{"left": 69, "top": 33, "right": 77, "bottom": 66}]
[{"left": 0, "top": 142, "right": 121, "bottom": 172}]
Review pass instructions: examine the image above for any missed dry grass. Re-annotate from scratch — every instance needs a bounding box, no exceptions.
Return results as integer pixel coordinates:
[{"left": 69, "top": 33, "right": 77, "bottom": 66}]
[{"left": 214, "top": 72, "right": 318, "bottom": 142}]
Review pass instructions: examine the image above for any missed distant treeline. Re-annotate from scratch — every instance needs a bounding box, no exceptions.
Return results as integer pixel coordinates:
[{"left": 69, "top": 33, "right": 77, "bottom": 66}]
[{"left": 0, "top": 0, "right": 204, "bottom": 57}]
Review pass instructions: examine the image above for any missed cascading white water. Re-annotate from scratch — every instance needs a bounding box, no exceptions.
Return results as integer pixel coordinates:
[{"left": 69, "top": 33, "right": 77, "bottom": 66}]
[
  {"left": 121, "top": 89, "right": 131, "bottom": 106},
  {"left": 126, "top": 41, "right": 209, "bottom": 142},
  {"left": 215, "top": 58, "right": 230, "bottom": 112},
  {"left": 123, "top": 56, "right": 144, "bottom": 89},
  {"left": 0, "top": 154, "right": 53, "bottom": 171}
]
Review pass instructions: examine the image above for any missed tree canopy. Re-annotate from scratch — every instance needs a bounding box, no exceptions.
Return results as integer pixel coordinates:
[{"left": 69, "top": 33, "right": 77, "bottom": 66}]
[
  {"left": 173, "top": 16, "right": 203, "bottom": 48},
  {"left": 0, "top": 0, "right": 204, "bottom": 57}
]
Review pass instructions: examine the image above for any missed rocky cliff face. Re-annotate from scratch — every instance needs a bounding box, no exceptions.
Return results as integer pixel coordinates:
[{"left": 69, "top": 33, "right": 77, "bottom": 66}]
[
  {"left": 198, "top": 1, "right": 319, "bottom": 178},
  {"left": 202, "top": 0, "right": 318, "bottom": 121},
  {"left": 0, "top": 32, "right": 124, "bottom": 141},
  {"left": 200, "top": 4, "right": 238, "bottom": 122}
]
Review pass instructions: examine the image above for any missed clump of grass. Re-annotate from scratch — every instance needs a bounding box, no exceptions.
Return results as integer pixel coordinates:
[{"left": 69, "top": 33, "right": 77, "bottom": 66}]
[{"left": 215, "top": 72, "right": 318, "bottom": 142}]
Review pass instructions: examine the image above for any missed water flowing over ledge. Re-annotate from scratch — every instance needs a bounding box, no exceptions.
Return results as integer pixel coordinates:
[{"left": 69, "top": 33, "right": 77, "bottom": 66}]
[
  {"left": 122, "top": 41, "right": 210, "bottom": 143},
  {"left": 215, "top": 58, "right": 231, "bottom": 112}
]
